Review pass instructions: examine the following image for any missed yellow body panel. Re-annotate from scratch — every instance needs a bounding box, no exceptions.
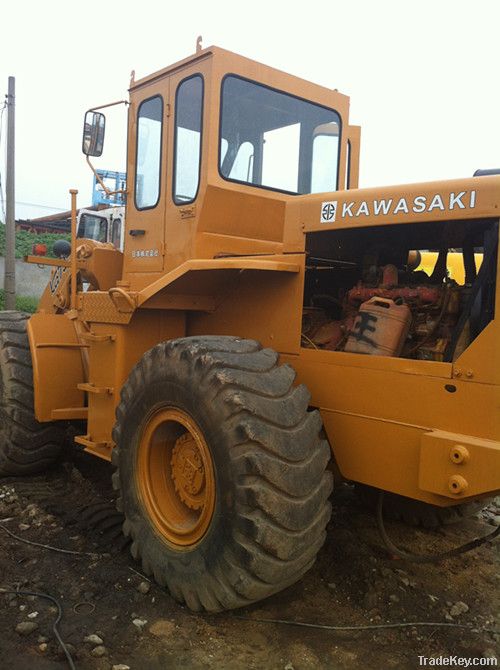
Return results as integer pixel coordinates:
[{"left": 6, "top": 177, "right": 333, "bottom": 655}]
[
  {"left": 76, "top": 311, "right": 186, "bottom": 459},
  {"left": 27, "top": 313, "right": 86, "bottom": 421},
  {"left": 281, "top": 348, "right": 499, "bottom": 505},
  {"left": 419, "top": 431, "right": 500, "bottom": 499}
]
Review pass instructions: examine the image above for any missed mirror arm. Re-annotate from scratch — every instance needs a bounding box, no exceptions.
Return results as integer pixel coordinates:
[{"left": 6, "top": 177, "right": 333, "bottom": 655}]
[
  {"left": 86, "top": 156, "right": 128, "bottom": 199},
  {"left": 88, "top": 99, "right": 129, "bottom": 113},
  {"left": 83, "top": 99, "right": 129, "bottom": 190}
]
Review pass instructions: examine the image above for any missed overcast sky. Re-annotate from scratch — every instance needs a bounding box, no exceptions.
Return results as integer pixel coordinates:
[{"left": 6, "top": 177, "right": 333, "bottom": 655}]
[{"left": 1, "top": 0, "right": 499, "bottom": 220}]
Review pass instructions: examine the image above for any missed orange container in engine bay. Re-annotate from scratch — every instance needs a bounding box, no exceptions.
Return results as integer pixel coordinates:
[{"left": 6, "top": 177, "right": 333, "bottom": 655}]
[{"left": 345, "top": 297, "right": 412, "bottom": 357}]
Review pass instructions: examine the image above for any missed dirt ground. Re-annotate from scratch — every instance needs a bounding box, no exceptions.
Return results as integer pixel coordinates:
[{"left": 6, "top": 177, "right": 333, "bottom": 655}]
[{"left": 0, "top": 452, "right": 498, "bottom": 670}]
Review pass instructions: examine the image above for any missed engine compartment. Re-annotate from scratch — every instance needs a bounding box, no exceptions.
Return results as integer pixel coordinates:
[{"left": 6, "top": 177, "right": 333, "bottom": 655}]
[{"left": 302, "top": 219, "right": 498, "bottom": 362}]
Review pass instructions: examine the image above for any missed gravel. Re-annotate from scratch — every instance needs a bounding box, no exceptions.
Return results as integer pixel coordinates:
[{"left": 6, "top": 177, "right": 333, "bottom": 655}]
[
  {"left": 91, "top": 645, "right": 107, "bottom": 657},
  {"left": 15, "top": 621, "right": 38, "bottom": 635},
  {"left": 449, "top": 601, "right": 469, "bottom": 617},
  {"left": 137, "top": 581, "right": 151, "bottom": 594}
]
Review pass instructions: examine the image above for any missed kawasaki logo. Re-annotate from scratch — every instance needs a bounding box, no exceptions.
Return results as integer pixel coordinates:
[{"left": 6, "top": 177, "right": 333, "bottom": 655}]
[{"left": 321, "top": 190, "right": 476, "bottom": 223}]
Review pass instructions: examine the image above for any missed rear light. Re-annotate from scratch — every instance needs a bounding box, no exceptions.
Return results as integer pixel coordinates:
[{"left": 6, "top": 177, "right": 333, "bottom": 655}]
[{"left": 32, "top": 243, "right": 47, "bottom": 256}]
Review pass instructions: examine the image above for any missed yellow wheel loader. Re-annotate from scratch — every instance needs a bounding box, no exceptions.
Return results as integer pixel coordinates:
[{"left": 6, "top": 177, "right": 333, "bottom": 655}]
[{"left": 1, "top": 44, "right": 499, "bottom": 612}]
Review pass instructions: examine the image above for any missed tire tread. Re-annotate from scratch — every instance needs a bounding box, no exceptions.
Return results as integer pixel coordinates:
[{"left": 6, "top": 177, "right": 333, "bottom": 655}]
[
  {"left": 113, "top": 336, "right": 332, "bottom": 612},
  {"left": 0, "top": 311, "right": 65, "bottom": 476}
]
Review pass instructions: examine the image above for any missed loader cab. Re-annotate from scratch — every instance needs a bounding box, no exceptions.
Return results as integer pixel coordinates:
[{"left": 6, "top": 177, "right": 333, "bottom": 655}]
[
  {"left": 77, "top": 211, "right": 107, "bottom": 243},
  {"left": 77, "top": 207, "right": 125, "bottom": 251},
  {"left": 117, "top": 46, "right": 357, "bottom": 289}
]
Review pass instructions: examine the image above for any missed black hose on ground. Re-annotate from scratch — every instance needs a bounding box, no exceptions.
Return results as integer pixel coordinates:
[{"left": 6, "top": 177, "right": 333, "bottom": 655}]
[
  {"left": 376, "top": 492, "right": 500, "bottom": 563},
  {"left": 0, "top": 588, "right": 76, "bottom": 669}
]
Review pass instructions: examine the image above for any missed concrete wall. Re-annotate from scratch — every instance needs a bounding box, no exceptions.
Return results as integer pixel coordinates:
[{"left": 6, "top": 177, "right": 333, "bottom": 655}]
[{"left": 0, "top": 257, "right": 51, "bottom": 298}]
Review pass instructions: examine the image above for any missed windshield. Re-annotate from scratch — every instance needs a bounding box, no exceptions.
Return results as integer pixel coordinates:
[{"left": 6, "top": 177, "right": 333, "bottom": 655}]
[
  {"left": 219, "top": 76, "right": 341, "bottom": 195},
  {"left": 77, "top": 214, "right": 108, "bottom": 243}
]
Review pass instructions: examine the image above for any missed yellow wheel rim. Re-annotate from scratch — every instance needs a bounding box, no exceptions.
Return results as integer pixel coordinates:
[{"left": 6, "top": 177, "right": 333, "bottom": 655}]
[{"left": 136, "top": 407, "right": 216, "bottom": 547}]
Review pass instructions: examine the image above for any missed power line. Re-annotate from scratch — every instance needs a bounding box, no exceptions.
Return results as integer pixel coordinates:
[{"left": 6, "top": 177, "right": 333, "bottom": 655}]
[
  {"left": 15, "top": 201, "right": 67, "bottom": 212},
  {"left": 0, "top": 199, "right": 68, "bottom": 224}
]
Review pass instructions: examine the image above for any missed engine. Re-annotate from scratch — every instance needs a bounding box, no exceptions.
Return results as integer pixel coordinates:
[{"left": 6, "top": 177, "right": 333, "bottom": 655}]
[{"left": 302, "top": 263, "right": 466, "bottom": 361}]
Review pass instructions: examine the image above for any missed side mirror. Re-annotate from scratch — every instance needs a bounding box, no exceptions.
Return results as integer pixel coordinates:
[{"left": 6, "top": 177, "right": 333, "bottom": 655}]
[{"left": 82, "top": 111, "right": 106, "bottom": 157}]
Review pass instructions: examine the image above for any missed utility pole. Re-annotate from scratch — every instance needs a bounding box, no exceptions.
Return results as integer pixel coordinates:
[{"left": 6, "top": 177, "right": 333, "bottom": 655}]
[{"left": 4, "top": 76, "right": 16, "bottom": 310}]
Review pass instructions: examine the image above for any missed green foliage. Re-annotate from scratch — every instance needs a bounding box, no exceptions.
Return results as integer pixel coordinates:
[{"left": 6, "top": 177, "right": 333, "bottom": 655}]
[
  {"left": 0, "top": 289, "right": 38, "bottom": 313},
  {"left": 0, "top": 224, "right": 70, "bottom": 259}
]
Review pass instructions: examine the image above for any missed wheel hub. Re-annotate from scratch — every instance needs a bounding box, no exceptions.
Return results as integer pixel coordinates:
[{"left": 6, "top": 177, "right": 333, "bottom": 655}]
[
  {"left": 136, "top": 407, "right": 215, "bottom": 547},
  {"left": 171, "top": 432, "right": 206, "bottom": 510}
]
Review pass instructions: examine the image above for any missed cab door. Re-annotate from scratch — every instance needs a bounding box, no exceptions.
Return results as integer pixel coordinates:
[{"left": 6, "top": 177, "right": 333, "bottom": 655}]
[
  {"left": 123, "top": 78, "right": 170, "bottom": 279},
  {"left": 163, "top": 60, "right": 210, "bottom": 272}
]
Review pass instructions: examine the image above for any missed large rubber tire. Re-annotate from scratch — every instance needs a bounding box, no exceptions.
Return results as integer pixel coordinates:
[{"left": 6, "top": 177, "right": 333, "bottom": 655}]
[
  {"left": 359, "top": 485, "right": 490, "bottom": 528},
  {"left": 112, "top": 336, "right": 332, "bottom": 612},
  {"left": 0, "top": 311, "right": 65, "bottom": 476}
]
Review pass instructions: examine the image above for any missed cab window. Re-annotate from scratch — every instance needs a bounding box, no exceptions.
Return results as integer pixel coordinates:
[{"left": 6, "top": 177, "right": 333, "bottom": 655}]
[
  {"left": 77, "top": 214, "right": 107, "bottom": 242},
  {"left": 111, "top": 217, "right": 122, "bottom": 249},
  {"left": 220, "top": 75, "right": 341, "bottom": 195},
  {"left": 135, "top": 95, "right": 163, "bottom": 210},
  {"left": 173, "top": 75, "right": 204, "bottom": 204}
]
